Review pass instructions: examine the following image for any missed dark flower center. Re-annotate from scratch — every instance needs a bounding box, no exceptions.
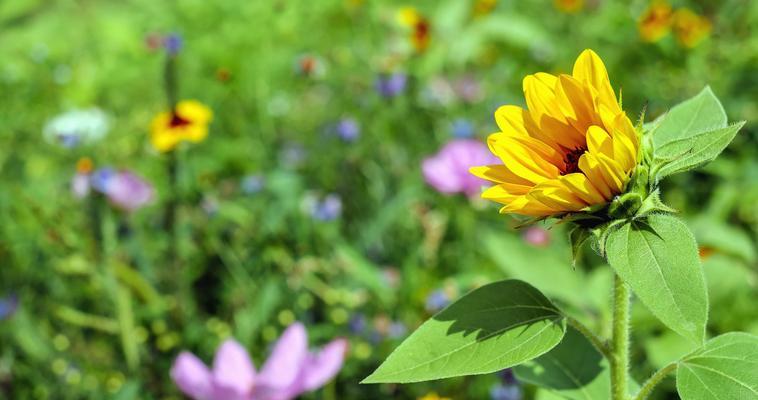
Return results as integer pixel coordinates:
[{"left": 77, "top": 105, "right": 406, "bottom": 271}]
[
  {"left": 562, "top": 147, "right": 586, "bottom": 175},
  {"left": 169, "top": 112, "right": 191, "bottom": 128}
]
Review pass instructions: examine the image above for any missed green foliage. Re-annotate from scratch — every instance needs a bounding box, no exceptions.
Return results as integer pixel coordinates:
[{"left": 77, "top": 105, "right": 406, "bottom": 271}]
[
  {"left": 514, "top": 327, "right": 610, "bottom": 400},
  {"left": 676, "top": 332, "right": 758, "bottom": 399},
  {"left": 655, "top": 122, "right": 746, "bottom": 180},
  {"left": 363, "top": 280, "right": 565, "bottom": 383},
  {"left": 605, "top": 214, "right": 707, "bottom": 345},
  {"left": 651, "top": 86, "right": 727, "bottom": 149}
]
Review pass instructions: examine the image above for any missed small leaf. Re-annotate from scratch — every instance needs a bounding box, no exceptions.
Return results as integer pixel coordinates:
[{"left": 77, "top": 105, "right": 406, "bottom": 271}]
[
  {"left": 362, "top": 280, "right": 565, "bottom": 383},
  {"left": 652, "top": 86, "right": 727, "bottom": 148},
  {"left": 569, "top": 226, "right": 591, "bottom": 267},
  {"left": 654, "top": 122, "right": 745, "bottom": 180},
  {"left": 606, "top": 214, "right": 708, "bottom": 344},
  {"left": 676, "top": 332, "right": 758, "bottom": 399},
  {"left": 515, "top": 327, "right": 609, "bottom": 400}
]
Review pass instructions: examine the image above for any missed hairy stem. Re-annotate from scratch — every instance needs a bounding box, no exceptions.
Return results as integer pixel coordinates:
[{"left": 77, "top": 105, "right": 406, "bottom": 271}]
[
  {"left": 611, "top": 273, "right": 631, "bottom": 400},
  {"left": 634, "top": 363, "right": 677, "bottom": 400},
  {"left": 567, "top": 317, "right": 611, "bottom": 359}
]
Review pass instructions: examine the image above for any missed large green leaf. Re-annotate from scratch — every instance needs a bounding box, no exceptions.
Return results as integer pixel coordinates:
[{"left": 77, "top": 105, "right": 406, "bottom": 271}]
[
  {"left": 676, "top": 332, "right": 758, "bottom": 399},
  {"left": 651, "top": 86, "right": 727, "bottom": 148},
  {"left": 515, "top": 327, "right": 608, "bottom": 400},
  {"left": 655, "top": 122, "right": 745, "bottom": 180},
  {"left": 362, "top": 280, "right": 566, "bottom": 383},
  {"left": 606, "top": 214, "right": 707, "bottom": 344}
]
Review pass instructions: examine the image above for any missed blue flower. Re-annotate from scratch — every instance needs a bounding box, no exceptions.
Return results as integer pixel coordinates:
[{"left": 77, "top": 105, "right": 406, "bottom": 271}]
[
  {"left": 0, "top": 294, "right": 18, "bottom": 320},
  {"left": 450, "top": 118, "right": 474, "bottom": 138},
  {"left": 425, "top": 289, "right": 450, "bottom": 313},
  {"left": 164, "top": 33, "right": 183, "bottom": 55},
  {"left": 375, "top": 73, "right": 407, "bottom": 98},
  {"left": 240, "top": 174, "right": 265, "bottom": 195},
  {"left": 335, "top": 118, "right": 360, "bottom": 142}
]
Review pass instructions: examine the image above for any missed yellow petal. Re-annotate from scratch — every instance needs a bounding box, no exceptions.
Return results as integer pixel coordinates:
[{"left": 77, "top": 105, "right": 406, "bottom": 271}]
[
  {"left": 482, "top": 184, "right": 524, "bottom": 203},
  {"left": 500, "top": 195, "right": 555, "bottom": 216},
  {"left": 470, "top": 165, "right": 533, "bottom": 191},
  {"left": 578, "top": 153, "right": 613, "bottom": 200},
  {"left": 596, "top": 153, "right": 626, "bottom": 193},
  {"left": 558, "top": 173, "right": 607, "bottom": 205},
  {"left": 572, "top": 49, "right": 618, "bottom": 112},
  {"left": 586, "top": 125, "right": 614, "bottom": 158},
  {"left": 523, "top": 73, "right": 566, "bottom": 124},
  {"left": 176, "top": 100, "right": 213, "bottom": 124},
  {"left": 494, "top": 105, "right": 529, "bottom": 136},
  {"left": 527, "top": 180, "right": 588, "bottom": 212},
  {"left": 489, "top": 136, "right": 562, "bottom": 183}
]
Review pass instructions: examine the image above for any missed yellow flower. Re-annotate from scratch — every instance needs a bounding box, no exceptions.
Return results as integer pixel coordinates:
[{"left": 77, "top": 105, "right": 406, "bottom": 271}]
[
  {"left": 150, "top": 100, "right": 213, "bottom": 152},
  {"left": 554, "top": 0, "right": 584, "bottom": 13},
  {"left": 638, "top": 1, "right": 673, "bottom": 42},
  {"left": 471, "top": 50, "right": 639, "bottom": 217},
  {"left": 672, "top": 8, "right": 711, "bottom": 48},
  {"left": 417, "top": 393, "right": 451, "bottom": 400},
  {"left": 397, "top": 6, "right": 421, "bottom": 27}
]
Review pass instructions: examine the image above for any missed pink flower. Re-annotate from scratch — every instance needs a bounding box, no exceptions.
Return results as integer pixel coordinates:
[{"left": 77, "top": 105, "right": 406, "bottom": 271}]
[
  {"left": 422, "top": 139, "right": 498, "bottom": 197},
  {"left": 523, "top": 226, "right": 550, "bottom": 247},
  {"left": 171, "top": 323, "right": 347, "bottom": 400}
]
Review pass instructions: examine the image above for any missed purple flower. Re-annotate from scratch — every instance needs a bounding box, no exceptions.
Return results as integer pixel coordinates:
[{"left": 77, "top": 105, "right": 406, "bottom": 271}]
[
  {"left": 171, "top": 323, "right": 347, "bottom": 400},
  {"left": 388, "top": 322, "right": 407, "bottom": 339},
  {"left": 335, "top": 118, "right": 360, "bottom": 142},
  {"left": 0, "top": 294, "right": 18, "bottom": 321},
  {"left": 348, "top": 314, "right": 367, "bottom": 335},
  {"left": 422, "top": 139, "right": 498, "bottom": 197},
  {"left": 450, "top": 118, "right": 474, "bottom": 138},
  {"left": 425, "top": 289, "right": 450, "bottom": 313},
  {"left": 164, "top": 33, "right": 183, "bottom": 55},
  {"left": 375, "top": 73, "right": 407, "bottom": 98},
  {"left": 490, "top": 384, "right": 522, "bottom": 400},
  {"left": 91, "top": 168, "right": 154, "bottom": 212},
  {"left": 308, "top": 194, "right": 342, "bottom": 221}
]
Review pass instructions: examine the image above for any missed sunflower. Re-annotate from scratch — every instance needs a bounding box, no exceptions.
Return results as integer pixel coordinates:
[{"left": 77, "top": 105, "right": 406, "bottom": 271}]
[
  {"left": 470, "top": 49, "right": 639, "bottom": 217},
  {"left": 150, "top": 100, "right": 213, "bottom": 152}
]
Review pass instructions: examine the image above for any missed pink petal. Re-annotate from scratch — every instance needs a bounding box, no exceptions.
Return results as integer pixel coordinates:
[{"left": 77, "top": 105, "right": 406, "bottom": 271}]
[
  {"left": 171, "top": 352, "right": 213, "bottom": 400},
  {"left": 256, "top": 323, "right": 308, "bottom": 391},
  {"left": 301, "top": 338, "right": 348, "bottom": 391},
  {"left": 211, "top": 339, "right": 256, "bottom": 400}
]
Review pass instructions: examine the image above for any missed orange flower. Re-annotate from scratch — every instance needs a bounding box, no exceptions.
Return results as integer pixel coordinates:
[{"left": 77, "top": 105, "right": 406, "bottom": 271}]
[
  {"left": 554, "top": 0, "right": 584, "bottom": 14},
  {"left": 673, "top": 8, "right": 712, "bottom": 48},
  {"left": 638, "top": 1, "right": 674, "bottom": 42}
]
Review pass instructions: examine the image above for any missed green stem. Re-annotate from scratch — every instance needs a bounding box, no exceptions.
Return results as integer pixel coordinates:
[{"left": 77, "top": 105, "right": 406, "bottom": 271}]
[
  {"left": 567, "top": 317, "right": 611, "bottom": 359},
  {"left": 633, "top": 363, "right": 677, "bottom": 400},
  {"left": 610, "top": 273, "right": 631, "bottom": 400}
]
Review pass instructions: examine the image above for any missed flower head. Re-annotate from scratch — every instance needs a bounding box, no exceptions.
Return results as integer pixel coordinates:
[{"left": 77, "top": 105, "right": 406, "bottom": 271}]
[
  {"left": 164, "top": 33, "right": 183, "bottom": 55},
  {"left": 672, "top": 8, "right": 711, "bottom": 48},
  {"left": 92, "top": 168, "right": 154, "bottom": 212},
  {"left": 423, "top": 139, "right": 499, "bottom": 197},
  {"left": 304, "top": 193, "right": 343, "bottom": 221},
  {"left": 375, "top": 73, "right": 407, "bottom": 98},
  {"left": 471, "top": 50, "right": 639, "bottom": 217},
  {"left": 638, "top": 1, "right": 674, "bottom": 42},
  {"left": 150, "top": 100, "right": 213, "bottom": 152},
  {"left": 170, "top": 323, "right": 347, "bottom": 400},
  {"left": 43, "top": 108, "right": 109, "bottom": 148},
  {"left": 0, "top": 294, "right": 18, "bottom": 321},
  {"left": 554, "top": 0, "right": 583, "bottom": 14},
  {"left": 335, "top": 118, "right": 360, "bottom": 142}
]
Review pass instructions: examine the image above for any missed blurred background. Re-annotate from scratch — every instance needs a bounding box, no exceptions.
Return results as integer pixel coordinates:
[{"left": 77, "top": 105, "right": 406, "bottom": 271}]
[{"left": 0, "top": 0, "right": 756, "bottom": 399}]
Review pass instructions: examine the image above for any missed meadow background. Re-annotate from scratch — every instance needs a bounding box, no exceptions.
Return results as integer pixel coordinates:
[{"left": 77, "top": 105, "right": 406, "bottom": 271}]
[{"left": 0, "top": 0, "right": 756, "bottom": 399}]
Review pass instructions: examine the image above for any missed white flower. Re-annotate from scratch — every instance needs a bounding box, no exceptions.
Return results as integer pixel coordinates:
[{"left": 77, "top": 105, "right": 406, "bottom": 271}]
[{"left": 43, "top": 108, "right": 109, "bottom": 147}]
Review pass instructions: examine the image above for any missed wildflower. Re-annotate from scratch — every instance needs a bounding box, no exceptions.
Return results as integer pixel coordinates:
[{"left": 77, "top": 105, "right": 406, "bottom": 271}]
[
  {"left": 470, "top": 49, "right": 639, "bottom": 217},
  {"left": 0, "top": 294, "right": 18, "bottom": 321},
  {"left": 150, "top": 100, "right": 213, "bottom": 152},
  {"left": 473, "top": 0, "right": 497, "bottom": 18},
  {"left": 554, "top": 0, "right": 583, "bottom": 13},
  {"left": 91, "top": 168, "right": 154, "bottom": 212},
  {"left": 396, "top": 7, "right": 430, "bottom": 52},
  {"left": 423, "top": 139, "right": 499, "bottom": 197},
  {"left": 450, "top": 119, "right": 475, "bottom": 138},
  {"left": 71, "top": 157, "right": 94, "bottom": 198},
  {"left": 164, "top": 33, "right": 183, "bottom": 55},
  {"left": 335, "top": 118, "right": 360, "bottom": 142},
  {"left": 388, "top": 322, "right": 407, "bottom": 339},
  {"left": 418, "top": 393, "right": 451, "bottom": 400},
  {"left": 672, "top": 8, "right": 711, "bottom": 48},
  {"left": 170, "top": 323, "right": 347, "bottom": 400},
  {"left": 638, "top": 1, "right": 673, "bottom": 42},
  {"left": 306, "top": 194, "right": 342, "bottom": 221},
  {"left": 490, "top": 369, "right": 522, "bottom": 400},
  {"left": 375, "top": 72, "right": 407, "bottom": 98},
  {"left": 523, "top": 226, "right": 550, "bottom": 247},
  {"left": 43, "top": 108, "right": 109, "bottom": 148},
  {"left": 425, "top": 289, "right": 450, "bottom": 313},
  {"left": 348, "top": 314, "right": 368, "bottom": 335},
  {"left": 240, "top": 174, "right": 265, "bottom": 195},
  {"left": 295, "top": 54, "right": 325, "bottom": 78}
]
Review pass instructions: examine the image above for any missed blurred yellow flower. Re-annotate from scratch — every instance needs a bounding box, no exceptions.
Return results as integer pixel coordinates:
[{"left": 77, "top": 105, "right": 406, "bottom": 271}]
[
  {"left": 638, "top": 1, "right": 673, "bottom": 42},
  {"left": 150, "top": 100, "right": 213, "bottom": 152},
  {"left": 471, "top": 50, "right": 639, "bottom": 217},
  {"left": 672, "top": 8, "right": 711, "bottom": 48},
  {"left": 473, "top": 0, "right": 497, "bottom": 17},
  {"left": 397, "top": 6, "right": 421, "bottom": 27},
  {"left": 554, "top": 0, "right": 584, "bottom": 13},
  {"left": 396, "top": 6, "right": 430, "bottom": 52},
  {"left": 418, "top": 393, "right": 451, "bottom": 400}
]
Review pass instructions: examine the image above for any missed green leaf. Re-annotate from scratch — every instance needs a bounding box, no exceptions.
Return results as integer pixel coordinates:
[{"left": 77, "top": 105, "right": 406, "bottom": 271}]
[
  {"left": 651, "top": 86, "right": 727, "bottom": 148},
  {"left": 515, "top": 327, "right": 609, "bottom": 400},
  {"left": 605, "top": 214, "right": 708, "bottom": 344},
  {"left": 655, "top": 122, "right": 745, "bottom": 180},
  {"left": 676, "top": 332, "right": 758, "bottom": 399},
  {"left": 362, "top": 280, "right": 566, "bottom": 383},
  {"left": 569, "top": 226, "right": 591, "bottom": 267}
]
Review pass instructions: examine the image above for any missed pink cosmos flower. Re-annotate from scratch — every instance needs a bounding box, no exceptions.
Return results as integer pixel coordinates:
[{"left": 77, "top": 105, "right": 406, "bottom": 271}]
[
  {"left": 171, "top": 322, "right": 347, "bottom": 400},
  {"left": 422, "top": 139, "right": 498, "bottom": 197}
]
